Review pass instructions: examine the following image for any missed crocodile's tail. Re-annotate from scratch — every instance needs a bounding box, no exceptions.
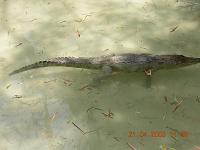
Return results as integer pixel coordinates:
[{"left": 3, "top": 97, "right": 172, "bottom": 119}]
[{"left": 9, "top": 57, "right": 99, "bottom": 76}]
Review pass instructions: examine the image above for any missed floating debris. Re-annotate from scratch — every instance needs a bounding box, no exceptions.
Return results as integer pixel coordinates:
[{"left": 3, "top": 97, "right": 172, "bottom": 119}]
[
  {"left": 86, "top": 106, "right": 102, "bottom": 112},
  {"left": 79, "top": 84, "right": 93, "bottom": 91},
  {"left": 59, "top": 20, "right": 67, "bottom": 23},
  {"left": 72, "top": 122, "right": 85, "bottom": 135},
  {"left": 63, "top": 79, "right": 73, "bottom": 86},
  {"left": 76, "top": 30, "right": 80, "bottom": 37},
  {"left": 74, "top": 19, "right": 82, "bottom": 22},
  {"left": 72, "top": 122, "right": 97, "bottom": 135},
  {"left": 43, "top": 79, "right": 57, "bottom": 83},
  {"left": 162, "top": 112, "right": 167, "bottom": 120},
  {"left": 30, "top": 18, "right": 37, "bottom": 22},
  {"left": 113, "top": 137, "right": 120, "bottom": 142},
  {"left": 102, "top": 109, "right": 114, "bottom": 119},
  {"left": 164, "top": 96, "right": 168, "bottom": 103},
  {"left": 103, "top": 49, "right": 110, "bottom": 52},
  {"left": 82, "top": 15, "right": 91, "bottom": 22},
  {"left": 196, "top": 96, "right": 200, "bottom": 103},
  {"left": 6, "top": 84, "right": 12, "bottom": 89},
  {"left": 74, "top": 15, "right": 91, "bottom": 23},
  {"left": 172, "top": 99, "right": 183, "bottom": 112},
  {"left": 16, "top": 43, "right": 23, "bottom": 47},
  {"left": 127, "top": 142, "right": 137, "bottom": 150},
  {"left": 17, "top": 101, "right": 40, "bottom": 106},
  {"left": 12, "top": 95, "right": 23, "bottom": 99},
  {"left": 84, "top": 129, "right": 97, "bottom": 134},
  {"left": 49, "top": 112, "right": 58, "bottom": 122},
  {"left": 170, "top": 26, "right": 179, "bottom": 32}
]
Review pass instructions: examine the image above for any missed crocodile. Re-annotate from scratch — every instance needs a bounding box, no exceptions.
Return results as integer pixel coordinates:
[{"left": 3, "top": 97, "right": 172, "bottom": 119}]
[{"left": 9, "top": 53, "right": 200, "bottom": 76}]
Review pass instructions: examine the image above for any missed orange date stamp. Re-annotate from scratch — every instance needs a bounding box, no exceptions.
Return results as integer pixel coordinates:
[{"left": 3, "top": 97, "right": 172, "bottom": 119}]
[{"left": 128, "top": 130, "right": 189, "bottom": 138}]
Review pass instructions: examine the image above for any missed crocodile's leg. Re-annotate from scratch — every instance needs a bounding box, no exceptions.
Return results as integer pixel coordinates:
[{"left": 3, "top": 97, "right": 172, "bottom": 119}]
[
  {"left": 144, "top": 69, "right": 152, "bottom": 88},
  {"left": 92, "top": 65, "right": 113, "bottom": 85},
  {"left": 102, "top": 65, "right": 113, "bottom": 75}
]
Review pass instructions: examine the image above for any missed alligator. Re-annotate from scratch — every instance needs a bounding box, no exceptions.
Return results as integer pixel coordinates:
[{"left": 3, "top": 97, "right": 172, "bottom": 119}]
[{"left": 9, "top": 53, "right": 200, "bottom": 76}]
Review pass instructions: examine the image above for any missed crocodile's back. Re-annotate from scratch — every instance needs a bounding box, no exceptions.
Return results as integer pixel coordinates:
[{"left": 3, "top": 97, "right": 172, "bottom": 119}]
[{"left": 107, "top": 53, "right": 153, "bottom": 71}]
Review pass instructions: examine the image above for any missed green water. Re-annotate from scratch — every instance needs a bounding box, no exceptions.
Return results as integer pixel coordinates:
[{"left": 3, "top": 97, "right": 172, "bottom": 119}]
[{"left": 0, "top": 0, "right": 200, "bottom": 149}]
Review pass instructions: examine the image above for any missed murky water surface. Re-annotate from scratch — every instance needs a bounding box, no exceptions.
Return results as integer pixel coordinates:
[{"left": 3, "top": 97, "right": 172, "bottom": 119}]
[{"left": 0, "top": 0, "right": 200, "bottom": 149}]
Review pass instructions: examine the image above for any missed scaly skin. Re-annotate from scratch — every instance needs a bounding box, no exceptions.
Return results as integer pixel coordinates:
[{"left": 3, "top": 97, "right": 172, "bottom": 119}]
[{"left": 9, "top": 53, "right": 200, "bottom": 75}]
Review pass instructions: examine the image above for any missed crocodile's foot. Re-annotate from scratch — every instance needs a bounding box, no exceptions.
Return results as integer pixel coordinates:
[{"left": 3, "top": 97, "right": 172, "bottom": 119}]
[
  {"left": 144, "top": 69, "right": 152, "bottom": 76},
  {"left": 90, "top": 66, "right": 113, "bottom": 87}
]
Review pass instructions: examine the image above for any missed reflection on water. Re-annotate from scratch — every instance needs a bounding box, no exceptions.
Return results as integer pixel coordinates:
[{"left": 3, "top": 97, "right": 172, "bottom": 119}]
[{"left": 1, "top": 0, "right": 200, "bottom": 149}]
